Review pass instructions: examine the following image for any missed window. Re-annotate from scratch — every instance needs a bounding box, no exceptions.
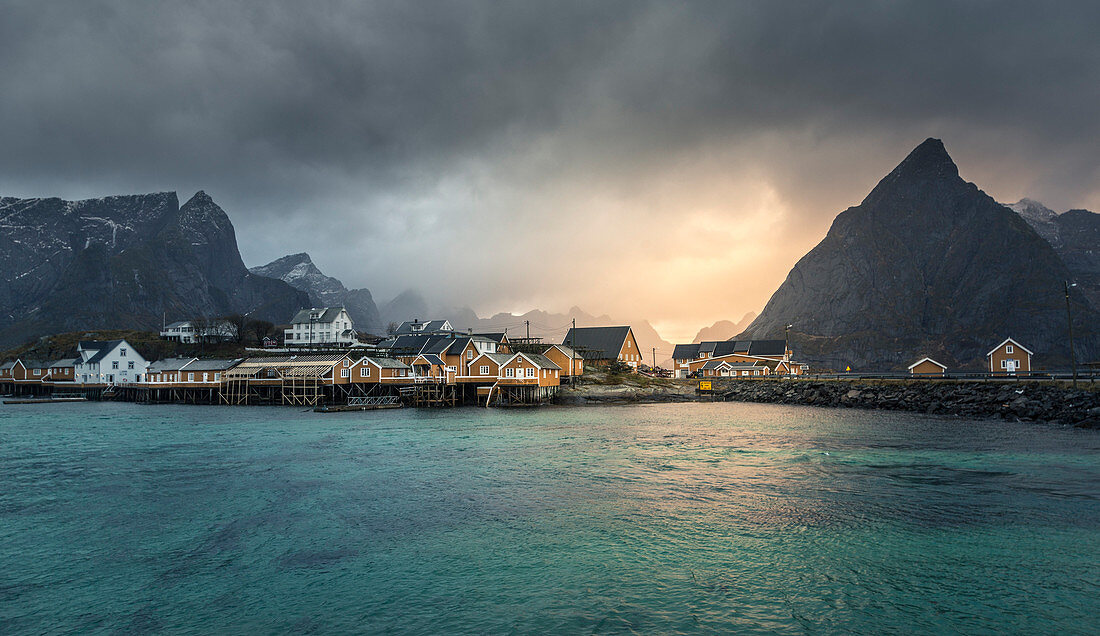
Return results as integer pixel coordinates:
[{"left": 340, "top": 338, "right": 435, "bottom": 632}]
[
  {"left": 33, "top": 369, "right": 40, "bottom": 376},
  {"left": 120, "top": 348, "right": 127, "bottom": 357},
  {"left": 343, "top": 359, "right": 349, "bottom": 367},
  {"left": 341, "top": 369, "right": 350, "bottom": 378},
  {"left": 203, "top": 373, "right": 209, "bottom": 382},
  {"left": 505, "top": 368, "right": 515, "bottom": 378},
  {"left": 446, "top": 366, "right": 457, "bottom": 373},
  {"left": 128, "top": 361, "right": 134, "bottom": 369},
  {"left": 286, "top": 333, "right": 294, "bottom": 340},
  {"left": 112, "top": 361, "right": 119, "bottom": 369},
  {"left": 214, "top": 373, "right": 220, "bottom": 381},
  {"left": 480, "top": 365, "right": 490, "bottom": 375},
  {"left": 1006, "top": 345, "right": 1014, "bottom": 354},
  {"left": 467, "top": 350, "right": 473, "bottom": 359},
  {"left": 360, "top": 367, "right": 370, "bottom": 377},
  {"left": 188, "top": 373, "right": 195, "bottom": 381},
  {"left": 1001, "top": 359, "right": 1007, "bottom": 369},
  {"left": 526, "top": 367, "right": 535, "bottom": 378}
]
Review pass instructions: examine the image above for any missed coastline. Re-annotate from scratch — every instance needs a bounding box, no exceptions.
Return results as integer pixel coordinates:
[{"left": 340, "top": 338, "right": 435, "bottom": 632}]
[{"left": 557, "top": 376, "right": 1100, "bottom": 427}]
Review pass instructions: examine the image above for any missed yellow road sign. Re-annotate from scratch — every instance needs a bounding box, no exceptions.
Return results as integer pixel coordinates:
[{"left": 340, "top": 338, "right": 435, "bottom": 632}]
[{"left": 699, "top": 380, "right": 712, "bottom": 391}]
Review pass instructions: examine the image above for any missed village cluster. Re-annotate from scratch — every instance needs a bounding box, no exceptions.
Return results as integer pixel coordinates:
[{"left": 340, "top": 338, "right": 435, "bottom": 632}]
[{"left": 1, "top": 305, "right": 1039, "bottom": 407}]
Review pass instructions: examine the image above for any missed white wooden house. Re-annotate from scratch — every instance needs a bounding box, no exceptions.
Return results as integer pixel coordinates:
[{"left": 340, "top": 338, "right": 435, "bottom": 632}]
[
  {"left": 74, "top": 340, "right": 149, "bottom": 385},
  {"left": 284, "top": 307, "right": 357, "bottom": 346}
]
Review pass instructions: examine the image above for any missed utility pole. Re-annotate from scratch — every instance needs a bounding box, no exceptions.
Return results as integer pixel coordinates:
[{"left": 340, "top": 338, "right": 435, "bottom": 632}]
[
  {"left": 525, "top": 320, "right": 530, "bottom": 341},
  {"left": 652, "top": 347, "right": 656, "bottom": 370},
  {"left": 571, "top": 318, "right": 576, "bottom": 387},
  {"left": 1065, "top": 281, "right": 1079, "bottom": 389}
]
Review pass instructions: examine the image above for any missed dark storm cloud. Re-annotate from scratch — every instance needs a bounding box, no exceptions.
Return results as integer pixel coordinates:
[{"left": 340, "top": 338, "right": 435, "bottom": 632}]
[{"left": 1, "top": 1, "right": 1098, "bottom": 334}]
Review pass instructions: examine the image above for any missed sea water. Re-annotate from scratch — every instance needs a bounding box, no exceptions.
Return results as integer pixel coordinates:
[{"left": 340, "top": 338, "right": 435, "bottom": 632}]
[{"left": 1, "top": 402, "right": 1097, "bottom": 634}]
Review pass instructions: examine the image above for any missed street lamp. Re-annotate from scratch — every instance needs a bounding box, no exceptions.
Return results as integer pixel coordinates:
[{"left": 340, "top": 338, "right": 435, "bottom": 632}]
[
  {"left": 784, "top": 324, "right": 793, "bottom": 376},
  {"left": 1065, "top": 281, "right": 1079, "bottom": 389}
]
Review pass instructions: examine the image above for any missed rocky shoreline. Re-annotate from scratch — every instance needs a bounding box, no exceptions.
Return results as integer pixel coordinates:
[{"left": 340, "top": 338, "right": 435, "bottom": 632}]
[{"left": 556, "top": 378, "right": 1100, "bottom": 428}]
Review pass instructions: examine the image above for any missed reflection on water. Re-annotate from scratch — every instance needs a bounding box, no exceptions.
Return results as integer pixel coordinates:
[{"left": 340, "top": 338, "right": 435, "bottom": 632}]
[{"left": 0, "top": 401, "right": 1098, "bottom": 634}]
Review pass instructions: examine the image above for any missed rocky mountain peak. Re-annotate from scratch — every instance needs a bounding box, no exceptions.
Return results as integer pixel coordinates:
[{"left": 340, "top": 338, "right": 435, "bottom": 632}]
[
  {"left": 251, "top": 253, "right": 382, "bottom": 333},
  {"left": 1008, "top": 198, "right": 1061, "bottom": 246},
  {"left": 861, "top": 137, "right": 965, "bottom": 210},
  {"left": 741, "top": 138, "right": 1098, "bottom": 370}
]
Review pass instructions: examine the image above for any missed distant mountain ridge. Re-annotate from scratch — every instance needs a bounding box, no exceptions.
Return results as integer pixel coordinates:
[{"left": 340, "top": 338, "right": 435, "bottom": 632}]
[
  {"left": 692, "top": 313, "right": 756, "bottom": 343},
  {"left": 251, "top": 253, "right": 383, "bottom": 333},
  {"left": 0, "top": 191, "right": 308, "bottom": 347},
  {"left": 740, "top": 138, "right": 1099, "bottom": 370}
]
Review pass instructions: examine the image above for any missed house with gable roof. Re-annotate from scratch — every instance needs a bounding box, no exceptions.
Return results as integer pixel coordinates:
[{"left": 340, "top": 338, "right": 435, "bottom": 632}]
[
  {"left": 284, "top": 307, "right": 357, "bottom": 346},
  {"left": 561, "top": 326, "right": 642, "bottom": 369},
  {"left": 74, "top": 340, "right": 149, "bottom": 385},
  {"left": 987, "top": 338, "right": 1033, "bottom": 375}
]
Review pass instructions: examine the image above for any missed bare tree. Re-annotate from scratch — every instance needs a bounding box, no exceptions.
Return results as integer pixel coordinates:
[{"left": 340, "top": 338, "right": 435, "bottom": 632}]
[
  {"left": 222, "top": 314, "right": 248, "bottom": 344},
  {"left": 386, "top": 321, "right": 399, "bottom": 335}
]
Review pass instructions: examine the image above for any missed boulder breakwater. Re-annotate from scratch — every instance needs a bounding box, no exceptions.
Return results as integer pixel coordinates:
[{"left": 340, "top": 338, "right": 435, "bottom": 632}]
[{"left": 558, "top": 377, "right": 1100, "bottom": 427}]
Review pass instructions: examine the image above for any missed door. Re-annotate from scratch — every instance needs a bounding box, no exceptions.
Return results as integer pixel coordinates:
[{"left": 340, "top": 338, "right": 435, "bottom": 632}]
[{"left": 1006, "top": 359, "right": 1016, "bottom": 375}]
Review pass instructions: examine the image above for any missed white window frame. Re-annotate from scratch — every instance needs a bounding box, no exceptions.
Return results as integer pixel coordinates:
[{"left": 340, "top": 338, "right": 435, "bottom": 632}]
[
  {"left": 360, "top": 367, "right": 370, "bottom": 377},
  {"left": 505, "top": 368, "right": 515, "bottom": 378},
  {"left": 526, "top": 367, "right": 536, "bottom": 378},
  {"left": 480, "top": 365, "right": 490, "bottom": 375},
  {"left": 341, "top": 369, "right": 350, "bottom": 378}
]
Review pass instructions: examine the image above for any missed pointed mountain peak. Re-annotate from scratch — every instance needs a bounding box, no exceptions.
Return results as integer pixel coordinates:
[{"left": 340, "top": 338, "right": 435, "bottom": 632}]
[
  {"left": 861, "top": 138, "right": 965, "bottom": 207},
  {"left": 184, "top": 190, "right": 215, "bottom": 206},
  {"left": 892, "top": 138, "right": 958, "bottom": 180}
]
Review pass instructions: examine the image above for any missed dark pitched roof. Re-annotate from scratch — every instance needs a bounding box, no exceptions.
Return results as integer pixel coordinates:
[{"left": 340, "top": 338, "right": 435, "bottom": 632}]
[
  {"left": 148, "top": 357, "right": 196, "bottom": 372},
  {"left": 474, "top": 332, "right": 507, "bottom": 343},
  {"left": 183, "top": 359, "right": 241, "bottom": 372},
  {"left": 672, "top": 344, "right": 701, "bottom": 360},
  {"left": 395, "top": 319, "right": 452, "bottom": 335},
  {"left": 49, "top": 358, "right": 80, "bottom": 368},
  {"left": 83, "top": 340, "right": 126, "bottom": 364},
  {"left": 378, "top": 334, "right": 435, "bottom": 353},
  {"left": 561, "top": 326, "right": 632, "bottom": 360},
  {"left": 289, "top": 307, "right": 348, "bottom": 325},
  {"left": 361, "top": 356, "right": 410, "bottom": 369},
  {"left": 747, "top": 340, "right": 787, "bottom": 357},
  {"left": 415, "top": 354, "right": 445, "bottom": 366}
]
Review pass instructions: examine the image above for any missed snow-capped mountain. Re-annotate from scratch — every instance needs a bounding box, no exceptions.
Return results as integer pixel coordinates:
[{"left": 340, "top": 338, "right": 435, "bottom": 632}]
[
  {"left": 251, "top": 253, "right": 383, "bottom": 333},
  {"left": 0, "top": 191, "right": 308, "bottom": 347}
]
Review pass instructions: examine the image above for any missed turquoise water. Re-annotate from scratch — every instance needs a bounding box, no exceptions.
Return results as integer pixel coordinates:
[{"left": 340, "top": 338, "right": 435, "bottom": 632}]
[{"left": 1, "top": 403, "right": 1098, "bottom": 634}]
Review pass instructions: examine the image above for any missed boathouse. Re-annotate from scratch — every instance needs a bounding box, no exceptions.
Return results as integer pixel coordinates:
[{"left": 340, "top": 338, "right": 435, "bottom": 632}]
[{"left": 908, "top": 357, "right": 947, "bottom": 376}]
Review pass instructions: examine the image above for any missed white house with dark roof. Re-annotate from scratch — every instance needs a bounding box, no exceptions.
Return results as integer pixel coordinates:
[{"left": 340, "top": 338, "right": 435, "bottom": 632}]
[
  {"left": 74, "top": 339, "right": 149, "bottom": 384},
  {"left": 284, "top": 307, "right": 356, "bottom": 346}
]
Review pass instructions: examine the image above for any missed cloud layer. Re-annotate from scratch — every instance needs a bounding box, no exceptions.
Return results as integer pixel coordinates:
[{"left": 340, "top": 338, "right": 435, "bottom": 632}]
[{"left": 2, "top": 1, "right": 1098, "bottom": 341}]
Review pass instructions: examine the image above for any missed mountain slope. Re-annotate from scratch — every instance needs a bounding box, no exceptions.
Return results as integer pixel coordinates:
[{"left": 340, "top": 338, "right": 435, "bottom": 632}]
[
  {"left": 250, "top": 253, "right": 382, "bottom": 333},
  {"left": 1010, "top": 200, "right": 1100, "bottom": 311},
  {"left": 0, "top": 191, "right": 308, "bottom": 347},
  {"left": 740, "top": 138, "right": 1098, "bottom": 370}
]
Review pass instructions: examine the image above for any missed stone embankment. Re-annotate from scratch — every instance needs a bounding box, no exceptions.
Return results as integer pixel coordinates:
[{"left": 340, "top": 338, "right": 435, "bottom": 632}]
[
  {"left": 721, "top": 380, "right": 1100, "bottom": 427},
  {"left": 558, "top": 376, "right": 1100, "bottom": 427}
]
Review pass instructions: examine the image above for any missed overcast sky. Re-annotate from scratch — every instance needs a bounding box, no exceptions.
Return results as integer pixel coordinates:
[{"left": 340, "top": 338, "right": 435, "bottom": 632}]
[{"left": 2, "top": 1, "right": 1098, "bottom": 342}]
